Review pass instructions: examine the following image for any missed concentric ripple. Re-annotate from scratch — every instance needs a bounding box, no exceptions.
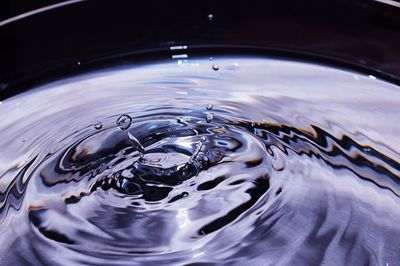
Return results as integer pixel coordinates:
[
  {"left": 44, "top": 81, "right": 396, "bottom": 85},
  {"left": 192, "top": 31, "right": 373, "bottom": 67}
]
[{"left": 0, "top": 57, "right": 400, "bottom": 265}]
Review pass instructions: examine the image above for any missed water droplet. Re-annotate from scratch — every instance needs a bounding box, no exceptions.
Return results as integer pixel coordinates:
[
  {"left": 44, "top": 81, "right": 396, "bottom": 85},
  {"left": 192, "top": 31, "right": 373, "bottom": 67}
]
[
  {"left": 208, "top": 14, "right": 214, "bottom": 21},
  {"left": 182, "top": 192, "right": 189, "bottom": 197},
  {"left": 77, "top": 62, "right": 81, "bottom": 66},
  {"left": 116, "top": 115, "right": 132, "bottom": 130},
  {"left": 128, "top": 131, "right": 146, "bottom": 155},
  {"left": 93, "top": 121, "right": 103, "bottom": 129},
  {"left": 209, "top": 57, "right": 213, "bottom": 61},
  {"left": 189, "top": 137, "right": 207, "bottom": 163},
  {"left": 206, "top": 113, "right": 214, "bottom": 123},
  {"left": 212, "top": 64, "right": 219, "bottom": 71},
  {"left": 206, "top": 103, "right": 213, "bottom": 110}
]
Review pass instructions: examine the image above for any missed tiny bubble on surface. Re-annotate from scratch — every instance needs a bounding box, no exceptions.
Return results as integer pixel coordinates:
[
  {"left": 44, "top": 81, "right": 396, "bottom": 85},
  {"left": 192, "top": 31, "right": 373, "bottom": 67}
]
[{"left": 93, "top": 121, "right": 103, "bottom": 130}]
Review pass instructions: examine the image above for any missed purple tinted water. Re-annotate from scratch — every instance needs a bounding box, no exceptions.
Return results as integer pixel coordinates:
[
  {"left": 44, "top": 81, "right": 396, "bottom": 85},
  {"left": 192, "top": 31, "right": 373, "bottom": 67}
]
[{"left": 0, "top": 57, "right": 399, "bottom": 265}]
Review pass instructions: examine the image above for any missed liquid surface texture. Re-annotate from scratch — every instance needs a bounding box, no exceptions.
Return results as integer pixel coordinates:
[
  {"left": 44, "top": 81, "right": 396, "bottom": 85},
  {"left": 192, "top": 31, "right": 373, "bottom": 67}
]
[{"left": 0, "top": 57, "right": 399, "bottom": 265}]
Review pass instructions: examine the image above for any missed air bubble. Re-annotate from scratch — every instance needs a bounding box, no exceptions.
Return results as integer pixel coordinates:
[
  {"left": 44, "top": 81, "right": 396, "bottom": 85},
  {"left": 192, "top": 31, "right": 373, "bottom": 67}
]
[
  {"left": 93, "top": 121, "right": 103, "bottom": 130},
  {"left": 116, "top": 115, "right": 132, "bottom": 130},
  {"left": 212, "top": 64, "right": 219, "bottom": 71},
  {"left": 206, "top": 103, "right": 213, "bottom": 110}
]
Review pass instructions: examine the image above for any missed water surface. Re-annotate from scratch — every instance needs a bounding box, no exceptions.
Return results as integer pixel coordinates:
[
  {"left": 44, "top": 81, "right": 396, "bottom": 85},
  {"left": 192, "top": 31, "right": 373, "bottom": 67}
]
[{"left": 0, "top": 57, "right": 399, "bottom": 265}]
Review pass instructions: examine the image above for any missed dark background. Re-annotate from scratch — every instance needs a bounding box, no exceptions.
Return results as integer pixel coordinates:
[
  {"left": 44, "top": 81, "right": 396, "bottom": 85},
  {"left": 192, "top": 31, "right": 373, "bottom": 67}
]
[
  {"left": 0, "top": 1, "right": 65, "bottom": 21},
  {"left": 1, "top": 0, "right": 400, "bottom": 99}
]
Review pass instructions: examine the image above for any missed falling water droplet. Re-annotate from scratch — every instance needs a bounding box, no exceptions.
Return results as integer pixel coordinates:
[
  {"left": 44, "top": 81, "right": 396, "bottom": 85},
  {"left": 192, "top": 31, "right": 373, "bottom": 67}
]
[
  {"left": 116, "top": 115, "right": 132, "bottom": 130},
  {"left": 206, "top": 113, "right": 214, "bottom": 123},
  {"left": 93, "top": 121, "right": 103, "bottom": 130},
  {"left": 212, "top": 64, "right": 219, "bottom": 71},
  {"left": 208, "top": 14, "right": 214, "bottom": 21},
  {"left": 206, "top": 103, "right": 213, "bottom": 110}
]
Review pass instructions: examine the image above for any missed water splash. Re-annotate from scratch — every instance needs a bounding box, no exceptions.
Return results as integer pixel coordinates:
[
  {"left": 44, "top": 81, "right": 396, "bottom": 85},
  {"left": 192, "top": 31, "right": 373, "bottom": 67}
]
[{"left": 0, "top": 56, "right": 399, "bottom": 265}]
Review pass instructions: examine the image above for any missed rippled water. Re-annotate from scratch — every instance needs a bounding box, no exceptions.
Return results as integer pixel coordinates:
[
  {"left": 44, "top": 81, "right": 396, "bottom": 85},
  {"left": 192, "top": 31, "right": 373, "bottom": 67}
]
[{"left": 0, "top": 56, "right": 400, "bottom": 265}]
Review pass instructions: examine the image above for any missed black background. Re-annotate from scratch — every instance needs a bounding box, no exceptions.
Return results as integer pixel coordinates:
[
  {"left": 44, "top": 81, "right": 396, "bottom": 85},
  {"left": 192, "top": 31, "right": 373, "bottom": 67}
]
[
  {"left": 1, "top": 0, "right": 399, "bottom": 99},
  {"left": 0, "top": 1, "right": 66, "bottom": 21}
]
